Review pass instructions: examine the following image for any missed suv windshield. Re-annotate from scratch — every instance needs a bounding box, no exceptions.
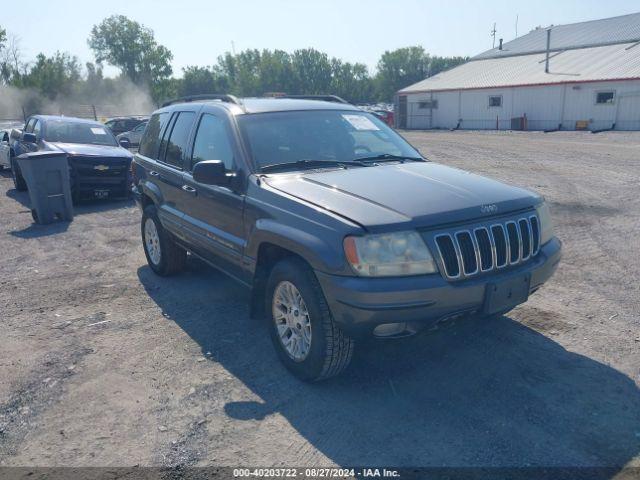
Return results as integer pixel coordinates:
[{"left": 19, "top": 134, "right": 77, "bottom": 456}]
[
  {"left": 238, "top": 110, "right": 421, "bottom": 170},
  {"left": 44, "top": 121, "right": 117, "bottom": 146}
]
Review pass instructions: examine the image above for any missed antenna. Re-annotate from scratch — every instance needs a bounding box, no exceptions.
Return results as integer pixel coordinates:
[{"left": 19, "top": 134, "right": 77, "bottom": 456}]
[
  {"left": 515, "top": 14, "right": 519, "bottom": 37},
  {"left": 491, "top": 23, "right": 497, "bottom": 48}
]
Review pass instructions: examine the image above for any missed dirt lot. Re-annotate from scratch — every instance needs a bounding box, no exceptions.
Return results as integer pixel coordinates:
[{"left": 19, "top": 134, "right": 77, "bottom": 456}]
[{"left": 0, "top": 131, "right": 639, "bottom": 471}]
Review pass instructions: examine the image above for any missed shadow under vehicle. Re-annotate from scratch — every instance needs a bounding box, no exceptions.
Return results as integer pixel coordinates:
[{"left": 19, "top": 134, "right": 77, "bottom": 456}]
[{"left": 137, "top": 260, "right": 640, "bottom": 474}]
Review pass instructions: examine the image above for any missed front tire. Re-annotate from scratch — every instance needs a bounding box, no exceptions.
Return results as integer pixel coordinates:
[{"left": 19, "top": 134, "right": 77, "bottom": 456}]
[
  {"left": 141, "top": 205, "right": 186, "bottom": 276},
  {"left": 266, "top": 258, "right": 354, "bottom": 381},
  {"left": 10, "top": 157, "right": 27, "bottom": 191}
]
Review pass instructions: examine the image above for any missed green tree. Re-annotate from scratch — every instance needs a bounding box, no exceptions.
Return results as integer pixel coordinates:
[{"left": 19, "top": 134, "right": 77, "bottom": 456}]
[
  {"left": 375, "top": 46, "right": 467, "bottom": 101},
  {"left": 88, "top": 15, "right": 173, "bottom": 87},
  {"left": 0, "top": 26, "right": 6, "bottom": 51},
  {"left": 291, "top": 48, "right": 332, "bottom": 94},
  {"left": 259, "top": 49, "right": 294, "bottom": 94},
  {"left": 375, "top": 46, "right": 430, "bottom": 102},
  {"left": 330, "top": 59, "right": 373, "bottom": 103},
  {"left": 17, "top": 51, "right": 81, "bottom": 99}
]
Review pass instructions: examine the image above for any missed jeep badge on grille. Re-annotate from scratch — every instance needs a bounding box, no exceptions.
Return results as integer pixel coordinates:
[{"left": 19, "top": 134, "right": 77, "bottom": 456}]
[{"left": 480, "top": 204, "right": 498, "bottom": 214}]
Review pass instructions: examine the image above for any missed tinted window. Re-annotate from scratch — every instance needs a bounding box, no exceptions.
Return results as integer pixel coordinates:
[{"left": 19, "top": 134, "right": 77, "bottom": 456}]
[
  {"left": 2, "top": 132, "right": 8, "bottom": 142},
  {"left": 32, "top": 120, "right": 41, "bottom": 137},
  {"left": 163, "top": 112, "right": 195, "bottom": 168},
  {"left": 191, "top": 114, "right": 235, "bottom": 171},
  {"left": 44, "top": 121, "right": 117, "bottom": 146},
  {"left": 139, "top": 113, "right": 170, "bottom": 159}
]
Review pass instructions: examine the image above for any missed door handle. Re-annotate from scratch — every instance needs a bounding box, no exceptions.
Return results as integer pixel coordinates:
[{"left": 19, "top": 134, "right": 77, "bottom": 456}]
[
  {"left": 149, "top": 170, "right": 159, "bottom": 176},
  {"left": 182, "top": 185, "right": 197, "bottom": 196}
]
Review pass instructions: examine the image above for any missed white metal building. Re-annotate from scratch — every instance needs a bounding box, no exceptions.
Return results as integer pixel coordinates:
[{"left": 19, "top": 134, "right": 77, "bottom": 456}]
[{"left": 396, "top": 13, "right": 640, "bottom": 131}]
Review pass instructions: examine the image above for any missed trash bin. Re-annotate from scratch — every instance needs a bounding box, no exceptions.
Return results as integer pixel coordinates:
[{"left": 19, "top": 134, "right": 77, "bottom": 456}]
[{"left": 16, "top": 151, "right": 73, "bottom": 224}]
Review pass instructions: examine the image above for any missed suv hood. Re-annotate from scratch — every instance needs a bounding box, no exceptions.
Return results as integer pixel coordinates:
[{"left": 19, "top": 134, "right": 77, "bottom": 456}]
[
  {"left": 263, "top": 162, "right": 541, "bottom": 231},
  {"left": 46, "top": 142, "right": 132, "bottom": 158}
]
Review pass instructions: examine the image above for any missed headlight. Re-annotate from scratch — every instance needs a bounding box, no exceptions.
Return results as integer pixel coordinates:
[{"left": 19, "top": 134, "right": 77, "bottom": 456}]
[
  {"left": 343, "top": 231, "right": 437, "bottom": 277},
  {"left": 535, "top": 202, "right": 555, "bottom": 245}
]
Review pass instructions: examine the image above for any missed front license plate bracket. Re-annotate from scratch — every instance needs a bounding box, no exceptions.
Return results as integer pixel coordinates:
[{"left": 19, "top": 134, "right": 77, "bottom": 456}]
[{"left": 484, "top": 273, "right": 531, "bottom": 315}]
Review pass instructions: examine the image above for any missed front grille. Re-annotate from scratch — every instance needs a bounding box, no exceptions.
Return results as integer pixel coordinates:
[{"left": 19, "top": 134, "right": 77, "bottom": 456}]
[
  {"left": 434, "top": 214, "right": 540, "bottom": 280},
  {"left": 69, "top": 156, "right": 129, "bottom": 178}
]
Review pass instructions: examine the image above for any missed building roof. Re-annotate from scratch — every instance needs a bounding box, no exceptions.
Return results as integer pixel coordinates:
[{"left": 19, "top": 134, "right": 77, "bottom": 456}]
[
  {"left": 399, "top": 12, "right": 640, "bottom": 94},
  {"left": 399, "top": 42, "right": 640, "bottom": 93},
  {"left": 475, "top": 12, "right": 640, "bottom": 60}
]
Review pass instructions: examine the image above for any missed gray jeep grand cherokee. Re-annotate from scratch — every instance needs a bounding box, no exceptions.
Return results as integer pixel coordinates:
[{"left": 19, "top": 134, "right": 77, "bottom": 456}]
[{"left": 132, "top": 94, "right": 561, "bottom": 381}]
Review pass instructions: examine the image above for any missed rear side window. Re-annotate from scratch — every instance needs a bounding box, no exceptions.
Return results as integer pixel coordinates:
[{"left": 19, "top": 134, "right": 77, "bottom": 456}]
[
  {"left": 163, "top": 112, "right": 196, "bottom": 168},
  {"left": 191, "top": 114, "right": 235, "bottom": 171},
  {"left": 139, "top": 113, "right": 170, "bottom": 159}
]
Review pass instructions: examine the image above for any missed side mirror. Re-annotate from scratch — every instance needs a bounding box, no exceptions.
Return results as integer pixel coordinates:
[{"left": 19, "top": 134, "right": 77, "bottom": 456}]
[
  {"left": 22, "top": 132, "right": 37, "bottom": 144},
  {"left": 193, "top": 160, "right": 228, "bottom": 186},
  {"left": 119, "top": 138, "right": 131, "bottom": 149}
]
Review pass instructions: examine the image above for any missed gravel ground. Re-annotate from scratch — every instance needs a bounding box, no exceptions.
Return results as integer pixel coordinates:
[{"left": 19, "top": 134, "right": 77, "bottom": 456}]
[{"left": 0, "top": 130, "right": 639, "bottom": 471}]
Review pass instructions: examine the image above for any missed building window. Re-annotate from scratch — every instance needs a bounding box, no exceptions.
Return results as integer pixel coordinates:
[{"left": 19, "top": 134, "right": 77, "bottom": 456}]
[
  {"left": 488, "top": 95, "right": 502, "bottom": 107},
  {"left": 596, "top": 91, "right": 615, "bottom": 104},
  {"left": 418, "top": 100, "right": 438, "bottom": 109}
]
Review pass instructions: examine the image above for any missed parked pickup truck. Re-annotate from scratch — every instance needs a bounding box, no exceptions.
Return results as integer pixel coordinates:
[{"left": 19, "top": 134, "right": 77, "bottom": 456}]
[
  {"left": 132, "top": 94, "right": 561, "bottom": 381},
  {"left": 10, "top": 115, "right": 133, "bottom": 200}
]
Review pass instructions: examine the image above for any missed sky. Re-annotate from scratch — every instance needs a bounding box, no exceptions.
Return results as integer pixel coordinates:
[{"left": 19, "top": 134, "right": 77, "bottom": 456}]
[{"left": 2, "top": 0, "right": 639, "bottom": 77}]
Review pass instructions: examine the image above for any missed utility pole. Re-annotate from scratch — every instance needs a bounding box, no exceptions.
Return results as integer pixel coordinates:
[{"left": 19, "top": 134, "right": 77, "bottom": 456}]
[
  {"left": 491, "top": 23, "right": 497, "bottom": 48},
  {"left": 231, "top": 40, "right": 236, "bottom": 55},
  {"left": 515, "top": 15, "right": 519, "bottom": 37}
]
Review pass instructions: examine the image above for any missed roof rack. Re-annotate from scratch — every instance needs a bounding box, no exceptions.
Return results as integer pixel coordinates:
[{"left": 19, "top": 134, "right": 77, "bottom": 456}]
[
  {"left": 161, "top": 94, "right": 242, "bottom": 108},
  {"left": 277, "top": 94, "right": 351, "bottom": 104}
]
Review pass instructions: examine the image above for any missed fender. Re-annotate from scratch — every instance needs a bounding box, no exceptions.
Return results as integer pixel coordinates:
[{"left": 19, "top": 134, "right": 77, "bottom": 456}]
[
  {"left": 246, "top": 218, "right": 349, "bottom": 275},
  {"left": 139, "top": 179, "right": 163, "bottom": 206}
]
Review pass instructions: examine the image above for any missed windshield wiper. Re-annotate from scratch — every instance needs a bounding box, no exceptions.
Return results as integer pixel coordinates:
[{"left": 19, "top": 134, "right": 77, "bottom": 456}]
[
  {"left": 260, "top": 159, "right": 368, "bottom": 173},
  {"left": 354, "top": 154, "right": 424, "bottom": 164}
]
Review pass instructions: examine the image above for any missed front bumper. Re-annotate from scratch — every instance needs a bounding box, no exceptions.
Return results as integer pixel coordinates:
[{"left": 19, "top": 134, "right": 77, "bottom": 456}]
[{"left": 315, "top": 237, "right": 562, "bottom": 337}]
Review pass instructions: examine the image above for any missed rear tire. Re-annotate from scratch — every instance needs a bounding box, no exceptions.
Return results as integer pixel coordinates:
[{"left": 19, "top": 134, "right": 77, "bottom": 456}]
[
  {"left": 266, "top": 258, "right": 354, "bottom": 381},
  {"left": 141, "top": 205, "right": 186, "bottom": 276},
  {"left": 10, "top": 157, "right": 27, "bottom": 191}
]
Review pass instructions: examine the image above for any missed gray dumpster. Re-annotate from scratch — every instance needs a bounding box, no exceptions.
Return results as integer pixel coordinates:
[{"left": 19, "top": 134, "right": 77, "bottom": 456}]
[{"left": 17, "top": 151, "right": 73, "bottom": 224}]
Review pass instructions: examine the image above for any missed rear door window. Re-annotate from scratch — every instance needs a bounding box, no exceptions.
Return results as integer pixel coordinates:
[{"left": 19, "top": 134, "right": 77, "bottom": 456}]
[
  {"left": 162, "top": 112, "right": 196, "bottom": 169},
  {"left": 139, "top": 112, "right": 171, "bottom": 159}
]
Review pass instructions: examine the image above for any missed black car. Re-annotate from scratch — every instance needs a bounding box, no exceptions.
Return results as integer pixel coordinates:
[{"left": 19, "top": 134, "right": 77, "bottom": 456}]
[
  {"left": 132, "top": 95, "right": 561, "bottom": 381},
  {"left": 104, "top": 116, "right": 148, "bottom": 136},
  {"left": 11, "top": 115, "right": 133, "bottom": 201}
]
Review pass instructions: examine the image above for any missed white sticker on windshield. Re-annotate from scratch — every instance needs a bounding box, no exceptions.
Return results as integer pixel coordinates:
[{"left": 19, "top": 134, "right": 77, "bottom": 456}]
[
  {"left": 342, "top": 114, "right": 380, "bottom": 131},
  {"left": 91, "top": 127, "right": 107, "bottom": 135}
]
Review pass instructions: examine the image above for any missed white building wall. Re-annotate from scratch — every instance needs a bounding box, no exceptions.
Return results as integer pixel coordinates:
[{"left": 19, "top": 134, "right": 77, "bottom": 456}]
[{"left": 403, "top": 80, "right": 640, "bottom": 131}]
